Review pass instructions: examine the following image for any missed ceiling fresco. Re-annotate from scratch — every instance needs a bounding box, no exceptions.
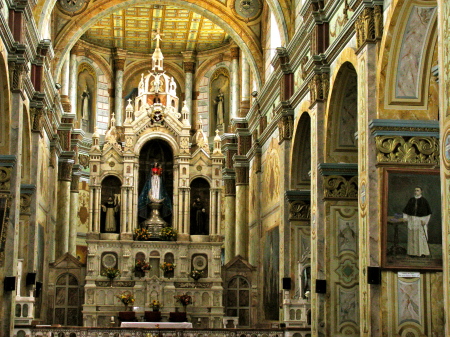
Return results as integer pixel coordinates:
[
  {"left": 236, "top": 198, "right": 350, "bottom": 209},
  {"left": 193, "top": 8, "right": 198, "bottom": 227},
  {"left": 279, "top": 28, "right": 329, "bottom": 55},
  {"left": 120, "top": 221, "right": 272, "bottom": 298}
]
[{"left": 81, "top": 5, "right": 231, "bottom": 54}]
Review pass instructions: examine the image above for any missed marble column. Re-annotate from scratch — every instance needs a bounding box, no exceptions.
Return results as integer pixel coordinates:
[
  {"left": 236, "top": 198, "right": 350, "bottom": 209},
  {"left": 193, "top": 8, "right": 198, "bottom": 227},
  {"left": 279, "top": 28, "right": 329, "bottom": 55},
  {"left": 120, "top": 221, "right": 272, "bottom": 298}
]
[
  {"left": 182, "top": 51, "right": 196, "bottom": 125},
  {"left": 61, "top": 55, "right": 70, "bottom": 96},
  {"left": 114, "top": 58, "right": 125, "bottom": 126},
  {"left": 56, "top": 159, "right": 74, "bottom": 257},
  {"left": 437, "top": 1, "right": 450, "bottom": 334},
  {"left": 69, "top": 47, "right": 78, "bottom": 116},
  {"left": 224, "top": 177, "right": 236, "bottom": 263},
  {"left": 310, "top": 101, "right": 326, "bottom": 337},
  {"left": 69, "top": 173, "right": 80, "bottom": 256},
  {"left": 235, "top": 165, "right": 249, "bottom": 259},
  {"left": 240, "top": 54, "right": 250, "bottom": 117},
  {"left": 230, "top": 47, "right": 240, "bottom": 119},
  {"left": 2, "top": 60, "right": 25, "bottom": 336}
]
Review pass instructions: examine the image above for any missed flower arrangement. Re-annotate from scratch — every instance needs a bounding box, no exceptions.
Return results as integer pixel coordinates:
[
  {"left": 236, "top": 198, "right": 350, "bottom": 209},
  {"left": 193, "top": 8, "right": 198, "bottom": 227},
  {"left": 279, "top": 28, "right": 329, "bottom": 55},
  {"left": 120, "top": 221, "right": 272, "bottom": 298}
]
[
  {"left": 151, "top": 299, "right": 162, "bottom": 311},
  {"left": 135, "top": 260, "right": 151, "bottom": 272},
  {"left": 101, "top": 267, "right": 121, "bottom": 280},
  {"left": 116, "top": 292, "right": 135, "bottom": 306},
  {"left": 160, "top": 262, "right": 176, "bottom": 273},
  {"left": 134, "top": 227, "right": 152, "bottom": 241},
  {"left": 174, "top": 293, "right": 192, "bottom": 307},
  {"left": 160, "top": 227, "right": 177, "bottom": 240},
  {"left": 189, "top": 269, "right": 203, "bottom": 281}
]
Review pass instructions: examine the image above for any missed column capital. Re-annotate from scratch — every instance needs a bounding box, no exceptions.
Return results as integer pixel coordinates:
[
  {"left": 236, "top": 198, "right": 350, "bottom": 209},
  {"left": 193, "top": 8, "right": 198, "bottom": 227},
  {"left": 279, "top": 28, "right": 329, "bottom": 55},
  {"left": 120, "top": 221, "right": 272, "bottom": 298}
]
[
  {"left": 58, "top": 159, "right": 75, "bottom": 182},
  {"left": 183, "top": 61, "right": 195, "bottom": 73},
  {"left": 182, "top": 50, "right": 197, "bottom": 62},
  {"left": 230, "top": 46, "right": 239, "bottom": 59}
]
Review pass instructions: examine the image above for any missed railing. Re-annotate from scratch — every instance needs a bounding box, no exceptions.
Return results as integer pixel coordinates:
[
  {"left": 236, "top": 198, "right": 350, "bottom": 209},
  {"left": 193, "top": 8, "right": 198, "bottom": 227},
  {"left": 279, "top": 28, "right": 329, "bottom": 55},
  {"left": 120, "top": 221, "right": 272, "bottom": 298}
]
[{"left": 19, "top": 326, "right": 311, "bottom": 337}]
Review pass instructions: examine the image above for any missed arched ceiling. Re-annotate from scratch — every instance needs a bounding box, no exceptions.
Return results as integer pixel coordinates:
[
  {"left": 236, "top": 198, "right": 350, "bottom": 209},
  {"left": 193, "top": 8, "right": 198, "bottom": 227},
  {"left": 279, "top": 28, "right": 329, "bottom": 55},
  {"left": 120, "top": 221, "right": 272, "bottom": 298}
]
[{"left": 81, "top": 5, "right": 231, "bottom": 54}]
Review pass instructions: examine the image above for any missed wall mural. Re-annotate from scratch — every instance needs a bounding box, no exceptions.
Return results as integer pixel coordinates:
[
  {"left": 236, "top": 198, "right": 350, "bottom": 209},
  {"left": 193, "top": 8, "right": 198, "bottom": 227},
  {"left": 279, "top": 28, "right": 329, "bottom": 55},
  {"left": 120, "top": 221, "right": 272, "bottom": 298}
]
[
  {"left": 396, "top": 6, "right": 436, "bottom": 99},
  {"left": 397, "top": 277, "right": 421, "bottom": 325},
  {"left": 262, "top": 138, "right": 280, "bottom": 212},
  {"left": 263, "top": 226, "right": 279, "bottom": 321}
]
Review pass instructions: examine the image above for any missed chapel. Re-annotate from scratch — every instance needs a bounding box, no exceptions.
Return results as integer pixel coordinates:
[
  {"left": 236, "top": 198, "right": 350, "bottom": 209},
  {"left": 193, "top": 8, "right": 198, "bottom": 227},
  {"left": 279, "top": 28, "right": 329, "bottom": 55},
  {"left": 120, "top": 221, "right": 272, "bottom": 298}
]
[{"left": 0, "top": 0, "right": 449, "bottom": 337}]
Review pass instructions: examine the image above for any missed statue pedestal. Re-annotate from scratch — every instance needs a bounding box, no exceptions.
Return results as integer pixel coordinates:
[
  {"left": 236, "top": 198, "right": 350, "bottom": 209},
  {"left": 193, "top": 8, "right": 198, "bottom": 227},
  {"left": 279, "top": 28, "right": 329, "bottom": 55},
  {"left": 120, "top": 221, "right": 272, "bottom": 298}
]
[{"left": 142, "top": 202, "right": 167, "bottom": 239}]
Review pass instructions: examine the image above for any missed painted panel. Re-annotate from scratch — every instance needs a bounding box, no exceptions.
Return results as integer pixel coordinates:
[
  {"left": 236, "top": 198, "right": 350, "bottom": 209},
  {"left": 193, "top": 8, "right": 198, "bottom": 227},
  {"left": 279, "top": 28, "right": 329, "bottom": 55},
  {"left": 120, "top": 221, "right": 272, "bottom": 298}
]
[
  {"left": 263, "top": 226, "right": 279, "bottom": 321},
  {"left": 397, "top": 277, "right": 421, "bottom": 325}
]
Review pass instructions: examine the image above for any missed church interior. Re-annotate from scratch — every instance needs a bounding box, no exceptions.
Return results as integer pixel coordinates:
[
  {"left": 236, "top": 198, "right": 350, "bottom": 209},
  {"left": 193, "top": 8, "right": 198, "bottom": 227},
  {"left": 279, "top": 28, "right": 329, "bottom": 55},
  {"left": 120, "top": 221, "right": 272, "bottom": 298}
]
[{"left": 0, "top": 0, "right": 450, "bottom": 336}]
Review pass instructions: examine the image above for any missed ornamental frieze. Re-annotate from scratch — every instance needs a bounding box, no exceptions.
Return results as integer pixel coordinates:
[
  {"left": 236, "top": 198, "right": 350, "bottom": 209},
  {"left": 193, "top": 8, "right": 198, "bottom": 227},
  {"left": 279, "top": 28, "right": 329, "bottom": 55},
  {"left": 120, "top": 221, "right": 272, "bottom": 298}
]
[
  {"left": 174, "top": 282, "right": 212, "bottom": 288},
  {"left": 375, "top": 136, "right": 439, "bottom": 164},
  {"left": 95, "top": 280, "right": 135, "bottom": 287},
  {"left": 289, "top": 200, "right": 311, "bottom": 220},
  {"left": 324, "top": 175, "right": 358, "bottom": 199},
  {"left": 355, "top": 5, "right": 383, "bottom": 50}
]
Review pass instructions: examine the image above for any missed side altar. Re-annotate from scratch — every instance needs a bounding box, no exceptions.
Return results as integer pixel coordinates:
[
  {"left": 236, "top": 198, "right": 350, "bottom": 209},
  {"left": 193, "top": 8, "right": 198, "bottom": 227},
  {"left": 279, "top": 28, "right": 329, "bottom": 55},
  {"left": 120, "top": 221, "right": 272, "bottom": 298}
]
[{"left": 83, "top": 34, "right": 225, "bottom": 328}]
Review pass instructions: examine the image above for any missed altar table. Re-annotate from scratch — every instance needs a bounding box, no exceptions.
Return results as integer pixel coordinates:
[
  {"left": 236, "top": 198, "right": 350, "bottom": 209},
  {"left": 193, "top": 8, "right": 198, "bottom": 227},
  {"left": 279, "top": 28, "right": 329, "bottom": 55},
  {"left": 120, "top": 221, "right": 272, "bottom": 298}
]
[{"left": 120, "top": 322, "right": 193, "bottom": 328}]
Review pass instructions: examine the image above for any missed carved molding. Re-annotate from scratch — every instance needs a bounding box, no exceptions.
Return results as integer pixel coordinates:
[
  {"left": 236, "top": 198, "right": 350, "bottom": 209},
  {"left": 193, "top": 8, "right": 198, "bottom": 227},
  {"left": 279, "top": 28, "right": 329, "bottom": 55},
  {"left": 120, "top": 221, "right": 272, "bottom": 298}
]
[
  {"left": 9, "top": 59, "right": 26, "bottom": 92},
  {"left": 58, "top": 160, "right": 74, "bottom": 182},
  {"left": 79, "top": 154, "right": 89, "bottom": 168},
  {"left": 183, "top": 61, "right": 195, "bottom": 73},
  {"left": 375, "top": 136, "right": 439, "bottom": 164},
  {"left": 31, "top": 107, "right": 45, "bottom": 134},
  {"left": 355, "top": 5, "right": 383, "bottom": 50},
  {"left": 289, "top": 200, "right": 311, "bottom": 220},
  {"left": 224, "top": 179, "right": 236, "bottom": 196},
  {"left": 235, "top": 166, "right": 249, "bottom": 185},
  {"left": 278, "top": 114, "right": 294, "bottom": 142},
  {"left": 309, "top": 72, "right": 329, "bottom": 103},
  {"left": 20, "top": 193, "right": 31, "bottom": 215},
  {"left": 174, "top": 282, "right": 212, "bottom": 288},
  {"left": 230, "top": 47, "right": 239, "bottom": 59},
  {"left": 0, "top": 167, "right": 11, "bottom": 191},
  {"left": 324, "top": 175, "right": 358, "bottom": 199}
]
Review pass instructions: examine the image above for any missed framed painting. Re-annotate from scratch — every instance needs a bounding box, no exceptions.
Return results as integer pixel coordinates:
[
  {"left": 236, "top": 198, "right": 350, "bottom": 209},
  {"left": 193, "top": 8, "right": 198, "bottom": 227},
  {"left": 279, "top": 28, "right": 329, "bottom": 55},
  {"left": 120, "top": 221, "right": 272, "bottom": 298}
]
[{"left": 382, "top": 168, "right": 442, "bottom": 270}]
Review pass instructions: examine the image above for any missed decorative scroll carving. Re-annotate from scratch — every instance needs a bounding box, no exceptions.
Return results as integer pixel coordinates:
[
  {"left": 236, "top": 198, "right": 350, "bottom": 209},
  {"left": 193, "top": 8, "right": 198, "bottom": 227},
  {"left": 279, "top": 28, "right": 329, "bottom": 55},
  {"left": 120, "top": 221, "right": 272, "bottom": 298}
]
[
  {"left": 355, "top": 6, "right": 383, "bottom": 49},
  {"left": 79, "top": 154, "right": 89, "bottom": 168},
  {"left": 278, "top": 114, "right": 294, "bottom": 141},
  {"left": 309, "top": 72, "right": 329, "bottom": 103},
  {"left": 174, "top": 282, "right": 212, "bottom": 288},
  {"left": 289, "top": 200, "right": 311, "bottom": 220},
  {"left": 58, "top": 161, "right": 74, "bottom": 181},
  {"left": 0, "top": 167, "right": 11, "bottom": 191},
  {"left": 224, "top": 179, "right": 236, "bottom": 196},
  {"left": 324, "top": 175, "right": 358, "bottom": 199},
  {"left": 95, "top": 281, "right": 135, "bottom": 287},
  {"left": 20, "top": 193, "right": 31, "bottom": 215},
  {"left": 375, "top": 136, "right": 439, "bottom": 164},
  {"left": 31, "top": 107, "right": 45, "bottom": 133}
]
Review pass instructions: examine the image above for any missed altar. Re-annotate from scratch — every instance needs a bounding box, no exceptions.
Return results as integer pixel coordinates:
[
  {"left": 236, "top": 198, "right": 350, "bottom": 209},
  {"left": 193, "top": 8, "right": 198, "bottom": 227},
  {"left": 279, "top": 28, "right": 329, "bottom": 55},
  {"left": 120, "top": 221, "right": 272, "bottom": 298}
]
[{"left": 120, "top": 322, "right": 193, "bottom": 328}]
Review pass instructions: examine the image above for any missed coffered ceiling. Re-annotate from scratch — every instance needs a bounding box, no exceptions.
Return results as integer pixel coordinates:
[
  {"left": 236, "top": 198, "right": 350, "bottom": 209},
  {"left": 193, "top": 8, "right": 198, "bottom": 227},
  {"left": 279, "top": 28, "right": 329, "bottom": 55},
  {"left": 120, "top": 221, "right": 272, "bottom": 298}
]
[{"left": 81, "top": 5, "right": 231, "bottom": 54}]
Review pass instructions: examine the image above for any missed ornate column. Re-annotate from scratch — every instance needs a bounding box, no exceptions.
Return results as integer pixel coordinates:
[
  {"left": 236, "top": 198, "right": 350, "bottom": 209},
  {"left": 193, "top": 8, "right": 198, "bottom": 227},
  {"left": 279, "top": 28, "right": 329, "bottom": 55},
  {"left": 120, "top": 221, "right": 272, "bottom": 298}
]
[
  {"left": 309, "top": 70, "right": 328, "bottom": 337},
  {"left": 61, "top": 55, "right": 70, "bottom": 96},
  {"left": 230, "top": 46, "right": 240, "bottom": 119},
  {"left": 222, "top": 133, "right": 237, "bottom": 263},
  {"left": 438, "top": 1, "right": 450, "bottom": 334},
  {"left": 69, "top": 46, "right": 78, "bottom": 116},
  {"left": 56, "top": 157, "right": 74, "bottom": 257},
  {"left": 69, "top": 171, "right": 80, "bottom": 256},
  {"left": 355, "top": 6, "right": 383, "bottom": 336},
  {"left": 182, "top": 51, "right": 196, "bottom": 125},
  {"left": 113, "top": 48, "right": 127, "bottom": 126}
]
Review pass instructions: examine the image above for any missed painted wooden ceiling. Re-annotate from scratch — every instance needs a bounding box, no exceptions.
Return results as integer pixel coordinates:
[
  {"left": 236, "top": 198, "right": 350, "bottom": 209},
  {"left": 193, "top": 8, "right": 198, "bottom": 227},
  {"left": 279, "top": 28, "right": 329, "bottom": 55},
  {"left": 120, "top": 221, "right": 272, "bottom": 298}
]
[{"left": 81, "top": 4, "right": 230, "bottom": 54}]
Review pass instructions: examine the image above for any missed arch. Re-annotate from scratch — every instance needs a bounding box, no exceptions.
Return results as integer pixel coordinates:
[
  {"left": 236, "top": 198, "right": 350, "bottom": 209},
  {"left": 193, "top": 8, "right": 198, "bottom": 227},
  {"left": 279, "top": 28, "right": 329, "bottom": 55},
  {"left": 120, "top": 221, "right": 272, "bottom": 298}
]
[
  {"left": 325, "top": 59, "right": 358, "bottom": 163},
  {"left": 52, "top": 0, "right": 263, "bottom": 88},
  {"left": 377, "top": 0, "right": 438, "bottom": 118},
  {"left": 134, "top": 132, "right": 180, "bottom": 156},
  {"left": 290, "top": 112, "right": 311, "bottom": 190}
]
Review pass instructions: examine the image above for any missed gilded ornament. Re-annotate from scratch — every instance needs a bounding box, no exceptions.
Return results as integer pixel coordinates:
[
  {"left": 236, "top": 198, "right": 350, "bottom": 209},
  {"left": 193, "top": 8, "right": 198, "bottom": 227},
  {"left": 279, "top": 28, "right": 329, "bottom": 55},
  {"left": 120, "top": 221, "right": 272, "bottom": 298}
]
[
  {"left": 375, "top": 136, "right": 439, "bottom": 164},
  {"left": 324, "top": 175, "right": 358, "bottom": 199}
]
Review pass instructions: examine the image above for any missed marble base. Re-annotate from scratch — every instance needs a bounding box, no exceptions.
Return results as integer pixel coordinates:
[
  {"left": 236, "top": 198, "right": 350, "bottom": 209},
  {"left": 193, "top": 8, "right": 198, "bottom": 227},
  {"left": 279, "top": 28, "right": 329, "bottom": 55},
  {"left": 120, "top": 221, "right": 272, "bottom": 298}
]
[
  {"left": 209, "top": 235, "right": 223, "bottom": 242},
  {"left": 86, "top": 232, "right": 100, "bottom": 240},
  {"left": 177, "top": 233, "right": 190, "bottom": 242},
  {"left": 120, "top": 233, "right": 133, "bottom": 240},
  {"left": 100, "top": 233, "right": 120, "bottom": 240},
  {"left": 191, "top": 235, "right": 209, "bottom": 243}
]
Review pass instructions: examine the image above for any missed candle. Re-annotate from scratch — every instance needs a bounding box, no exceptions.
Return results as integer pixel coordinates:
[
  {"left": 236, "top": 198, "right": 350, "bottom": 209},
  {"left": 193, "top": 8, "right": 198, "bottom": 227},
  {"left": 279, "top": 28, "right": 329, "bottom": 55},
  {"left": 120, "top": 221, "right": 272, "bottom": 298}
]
[{"left": 111, "top": 316, "right": 114, "bottom": 321}]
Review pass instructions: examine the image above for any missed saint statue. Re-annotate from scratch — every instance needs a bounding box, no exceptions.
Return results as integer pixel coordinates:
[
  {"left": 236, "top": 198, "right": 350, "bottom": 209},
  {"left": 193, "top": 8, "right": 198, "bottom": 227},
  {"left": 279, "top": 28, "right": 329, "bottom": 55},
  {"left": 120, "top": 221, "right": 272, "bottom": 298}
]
[
  {"left": 80, "top": 86, "right": 90, "bottom": 120},
  {"left": 149, "top": 163, "right": 163, "bottom": 202},
  {"left": 102, "top": 195, "right": 120, "bottom": 232},
  {"left": 214, "top": 89, "right": 224, "bottom": 127},
  {"left": 191, "top": 197, "right": 208, "bottom": 235}
]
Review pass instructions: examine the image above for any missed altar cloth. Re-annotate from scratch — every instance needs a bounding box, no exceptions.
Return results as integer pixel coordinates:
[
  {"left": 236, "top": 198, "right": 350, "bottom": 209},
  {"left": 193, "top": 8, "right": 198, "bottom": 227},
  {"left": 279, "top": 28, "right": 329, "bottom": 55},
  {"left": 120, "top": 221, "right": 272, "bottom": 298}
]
[{"left": 120, "top": 322, "right": 193, "bottom": 328}]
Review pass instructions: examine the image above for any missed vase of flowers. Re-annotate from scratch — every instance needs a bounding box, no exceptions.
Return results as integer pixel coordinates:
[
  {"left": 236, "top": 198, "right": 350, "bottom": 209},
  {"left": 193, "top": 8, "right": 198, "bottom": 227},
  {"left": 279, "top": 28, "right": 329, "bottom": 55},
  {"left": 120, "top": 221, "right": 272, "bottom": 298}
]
[
  {"left": 116, "top": 292, "right": 135, "bottom": 311},
  {"left": 189, "top": 269, "right": 203, "bottom": 281},
  {"left": 160, "top": 262, "right": 176, "bottom": 278},
  {"left": 174, "top": 293, "right": 192, "bottom": 312},
  {"left": 101, "top": 267, "right": 121, "bottom": 286},
  {"left": 160, "top": 227, "right": 177, "bottom": 241},
  {"left": 134, "top": 227, "right": 152, "bottom": 241},
  {"left": 151, "top": 300, "right": 162, "bottom": 312}
]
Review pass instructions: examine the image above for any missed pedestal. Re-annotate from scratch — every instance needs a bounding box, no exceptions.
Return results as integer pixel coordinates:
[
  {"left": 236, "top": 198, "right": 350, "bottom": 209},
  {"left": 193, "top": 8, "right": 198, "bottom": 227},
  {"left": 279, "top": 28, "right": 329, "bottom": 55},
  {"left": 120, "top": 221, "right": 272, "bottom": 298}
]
[{"left": 142, "top": 202, "right": 168, "bottom": 239}]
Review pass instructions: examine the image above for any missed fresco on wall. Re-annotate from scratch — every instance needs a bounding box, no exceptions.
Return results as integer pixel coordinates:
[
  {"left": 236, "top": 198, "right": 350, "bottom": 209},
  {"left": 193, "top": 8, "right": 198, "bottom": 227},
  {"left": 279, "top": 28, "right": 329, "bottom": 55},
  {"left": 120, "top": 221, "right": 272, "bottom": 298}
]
[
  {"left": 249, "top": 161, "right": 258, "bottom": 223},
  {"left": 338, "top": 71, "right": 357, "bottom": 148},
  {"left": 77, "top": 181, "right": 89, "bottom": 232},
  {"left": 398, "top": 278, "right": 421, "bottom": 325},
  {"left": 262, "top": 138, "right": 280, "bottom": 213},
  {"left": 263, "top": 226, "right": 279, "bottom": 321}
]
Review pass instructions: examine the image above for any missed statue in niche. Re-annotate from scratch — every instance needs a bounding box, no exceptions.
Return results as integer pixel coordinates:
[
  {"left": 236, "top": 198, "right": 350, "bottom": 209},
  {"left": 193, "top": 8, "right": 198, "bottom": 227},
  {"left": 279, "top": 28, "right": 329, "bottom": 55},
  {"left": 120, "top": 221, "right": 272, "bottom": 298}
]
[
  {"left": 149, "top": 163, "right": 164, "bottom": 202},
  {"left": 102, "top": 195, "right": 120, "bottom": 232},
  {"left": 169, "top": 77, "right": 176, "bottom": 95},
  {"left": 214, "top": 89, "right": 224, "bottom": 127},
  {"left": 191, "top": 196, "right": 208, "bottom": 235},
  {"left": 80, "top": 86, "right": 90, "bottom": 121}
]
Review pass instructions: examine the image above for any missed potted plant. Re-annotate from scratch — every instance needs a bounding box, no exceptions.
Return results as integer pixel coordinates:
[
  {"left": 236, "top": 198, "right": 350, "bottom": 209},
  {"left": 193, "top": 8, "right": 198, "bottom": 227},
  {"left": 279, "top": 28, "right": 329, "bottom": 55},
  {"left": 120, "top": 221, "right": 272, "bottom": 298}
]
[
  {"left": 189, "top": 269, "right": 203, "bottom": 281},
  {"left": 160, "top": 262, "right": 176, "bottom": 279},
  {"left": 134, "top": 227, "right": 152, "bottom": 241},
  {"left": 174, "top": 293, "right": 192, "bottom": 312},
  {"left": 151, "top": 299, "right": 162, "bottom": 312},
  {"left": 160, "top": 227, "right": 177, "bottom": 241},
  {"left": 116, "top": 292, "right": 135, "bottom": 311},
  {"left": 101, "top": 267, "right": 121, "bottom": 286},
  {"left": 135, "top": 260, "right": 151, "bottom": 272}
]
